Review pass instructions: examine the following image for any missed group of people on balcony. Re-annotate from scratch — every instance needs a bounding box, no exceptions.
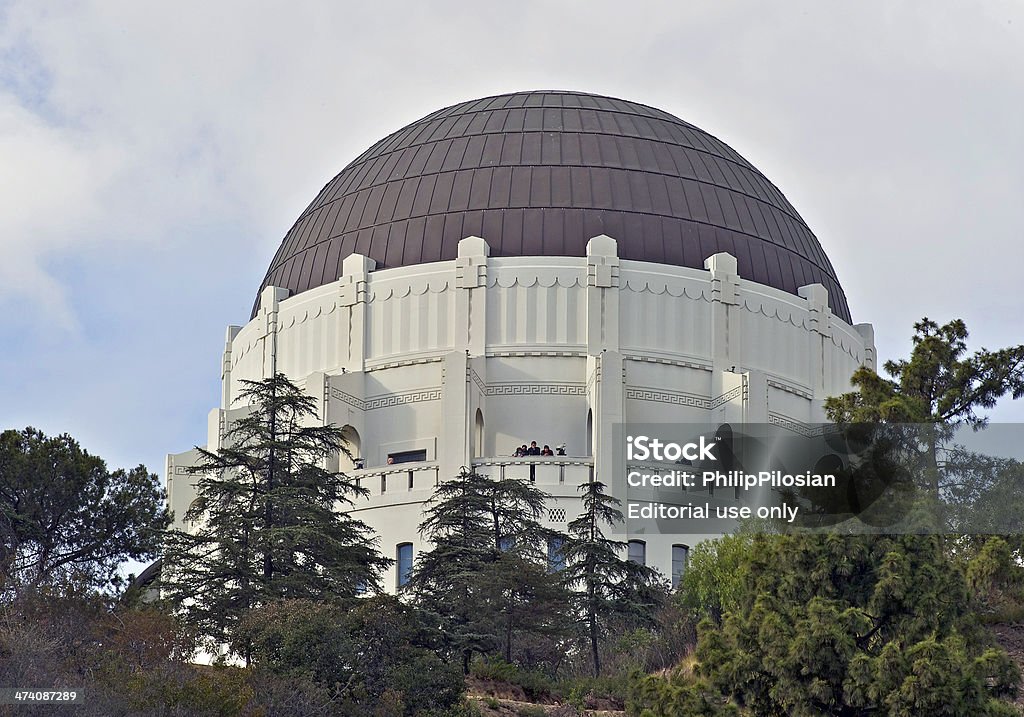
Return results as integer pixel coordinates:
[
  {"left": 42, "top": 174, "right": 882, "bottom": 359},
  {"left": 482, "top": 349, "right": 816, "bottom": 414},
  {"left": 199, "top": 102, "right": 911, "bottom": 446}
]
[{"left": 513, "top": 440, "right": 566, "bottom": 458}]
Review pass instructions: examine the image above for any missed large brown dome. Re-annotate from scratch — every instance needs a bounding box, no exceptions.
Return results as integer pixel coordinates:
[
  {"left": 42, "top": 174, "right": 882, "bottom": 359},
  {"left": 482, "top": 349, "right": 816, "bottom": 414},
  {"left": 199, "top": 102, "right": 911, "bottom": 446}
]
[{"left": 255, "top": 91, "right": 851, "bottom": 322}]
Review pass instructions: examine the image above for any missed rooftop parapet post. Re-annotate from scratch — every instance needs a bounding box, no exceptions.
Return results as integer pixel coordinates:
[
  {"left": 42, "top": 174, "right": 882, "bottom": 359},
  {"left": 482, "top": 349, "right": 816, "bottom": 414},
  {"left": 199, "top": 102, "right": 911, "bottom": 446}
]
[
  {"left": 586, "top": 234, "right": 620, "bottom": 355},
  {"left": 854, "top": 323, "right": 876, "bottom": 371},
  {"left": 798, "top": 283, "right": 832, "bottom": 400},
  {"left": 337, "top": 254, "right": 376, "bottom": 373},
  {"left": 258, "top": 286, "right": 290, "bottom": 378},
  {"left": 455, "top": 236, "right": 489, "bottom": 357},
  {"left": 585, "top": 235, "right": 623, "bottom": 492},
  {"left": 704, "top": 253, "right": 741, "bottom": 370},
  {"left": 221, "top": 325, "right": 241, "bottom": 410},
  {"left": 704, "top": 253, "right": 746, "bottom": 422}
]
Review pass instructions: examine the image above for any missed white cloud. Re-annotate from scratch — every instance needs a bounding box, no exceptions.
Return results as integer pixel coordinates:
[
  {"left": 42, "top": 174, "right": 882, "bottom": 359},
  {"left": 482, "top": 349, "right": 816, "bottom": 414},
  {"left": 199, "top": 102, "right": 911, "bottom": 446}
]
[{"left": 1, "top": 0, "right": 1023, "bottom": 472}]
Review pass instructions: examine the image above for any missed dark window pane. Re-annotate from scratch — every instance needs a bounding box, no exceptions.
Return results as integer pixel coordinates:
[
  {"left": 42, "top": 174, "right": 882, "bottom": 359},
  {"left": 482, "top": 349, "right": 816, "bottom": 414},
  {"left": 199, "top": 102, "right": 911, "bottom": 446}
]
[
  {"left": 397, "top": 543, "right": 413, "bottom": 588},
  {"left": 672, "top": 545, "right": 688, "bottom": 588}
]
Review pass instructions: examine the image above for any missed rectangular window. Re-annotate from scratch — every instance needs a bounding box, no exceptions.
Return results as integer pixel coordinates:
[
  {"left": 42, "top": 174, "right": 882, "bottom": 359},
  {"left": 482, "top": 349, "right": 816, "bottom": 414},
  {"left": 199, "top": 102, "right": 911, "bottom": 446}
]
[
  {"left": 672, "top": 544, "right": 689, "bottom": 588},
  {"left": 628, "top": 540, "right": 646, "bottom": 566},
  {"left": 388, "top": 449, "right": 427, "bottom": 464},
  {"left": 547, "top": 537, "right": 565, "bottom": 572},
  {"left": 397, "top": 543, "right": 414, "bottom": 588}
]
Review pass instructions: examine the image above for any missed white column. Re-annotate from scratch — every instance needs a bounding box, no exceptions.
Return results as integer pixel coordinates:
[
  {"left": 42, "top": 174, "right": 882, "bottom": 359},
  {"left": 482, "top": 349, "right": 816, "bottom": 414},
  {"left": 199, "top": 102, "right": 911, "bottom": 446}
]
[
  {"left": 798, "top": 283, "right": 833, "bottom": 398},
  {"left": 306, "top": 371, "right": 328, "bottom": 424},
  {"left": 454, "top": 236, "right": 490, "bottom": 357},
  {"left": 438, "top": 350, "right": 471, "bottom": 481},
  {"left": 705, "top": 253, "right": 745, "bottom": 424},
  {"left": 337, "top": 254, "right": 376, "bottom": 373},
  {"left": 855, "top": 323, "right": 877, "bottom": 371},
  {"left": 220, "top": 325, "right": 241, "bottom": 410},
  {"left": 257, "top": 286, "right": 290, "bottom": 378},
  {"left": 593, "top": 349, "right": 624, "bottom": 489},
  {"left": 586, "top": 235, "right": 620, "bottom": 355}
]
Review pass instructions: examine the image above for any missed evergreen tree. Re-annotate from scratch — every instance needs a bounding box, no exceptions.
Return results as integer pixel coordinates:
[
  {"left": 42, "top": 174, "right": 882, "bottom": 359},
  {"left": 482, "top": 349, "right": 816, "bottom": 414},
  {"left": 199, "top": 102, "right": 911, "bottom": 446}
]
[
  {"left": 691, "top": 533, "right": 1018, "bottom": 716},
  {"left": 233, "top": 596, "right": 464, "bottom": 716},
  {"left": 631, "top": 319, "right": 1024, "bottom": 715},
  {"left": 825, "top": 318, "right": 1024, "bottom": 498},
  {"left": 0, "top": 427, "right": 167, "bottom": 597},
  {"left": 561, "top": 479, "right": 663, "bottom": 677},
  {"left": 162, "top": 374, "right": 389, "bottom": 656},
  {"left": 409, "top": 467, "right": 567, "bottom": 672}
]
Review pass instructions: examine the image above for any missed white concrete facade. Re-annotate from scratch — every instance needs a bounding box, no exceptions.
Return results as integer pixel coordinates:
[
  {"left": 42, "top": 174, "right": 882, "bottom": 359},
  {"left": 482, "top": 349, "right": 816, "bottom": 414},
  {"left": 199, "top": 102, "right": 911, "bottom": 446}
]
[{"left": 167, "top": 235, "right": 874, "bottom": 587}]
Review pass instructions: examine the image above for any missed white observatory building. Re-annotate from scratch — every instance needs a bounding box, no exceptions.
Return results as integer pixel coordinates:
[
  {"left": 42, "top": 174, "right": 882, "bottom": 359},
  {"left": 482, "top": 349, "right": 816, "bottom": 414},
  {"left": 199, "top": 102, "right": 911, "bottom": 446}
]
[{"left": 166, "top": 91, "right": 875, "bottom": 589}]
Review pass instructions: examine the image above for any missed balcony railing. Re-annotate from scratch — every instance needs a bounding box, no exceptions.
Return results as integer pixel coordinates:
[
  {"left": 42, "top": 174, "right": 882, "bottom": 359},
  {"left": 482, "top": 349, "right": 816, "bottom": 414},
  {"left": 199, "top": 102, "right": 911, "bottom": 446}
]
[
  {"left": 471, "top": 456, "right": 594, "bottom": 486},
  {"left": 349, "top": 461, "right": 440, "bottom": 496},
  {"left": 345, "top": 457, "right": 596, "bottom": 501}
]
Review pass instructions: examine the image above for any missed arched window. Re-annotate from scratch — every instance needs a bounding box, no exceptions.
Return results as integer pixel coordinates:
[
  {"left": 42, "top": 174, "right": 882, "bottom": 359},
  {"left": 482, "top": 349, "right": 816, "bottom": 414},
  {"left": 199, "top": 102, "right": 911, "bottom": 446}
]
[
  {"left": 627, "top": 539, "right": 646, "bottom": 566},
  {"left": 672, "top": 544, "right": 689, "bottom": 588},
  {"left": 339, "top": 425, "right": 361, "bottom": 471},
  {"left": 396, "top": 543, "right": 413, "bottom": 588},
  {"left": 586, "top": 408, "right": 594, "bottom": 456}
]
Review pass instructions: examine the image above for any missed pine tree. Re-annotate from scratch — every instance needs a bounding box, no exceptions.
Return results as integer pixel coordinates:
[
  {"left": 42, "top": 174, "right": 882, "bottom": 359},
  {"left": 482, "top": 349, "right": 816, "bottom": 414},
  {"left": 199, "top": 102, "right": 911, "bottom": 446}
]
[
  {"left": 0, "top": 427, "right": 167, "bottom": 597},
  {"left": 409, "top": 467, "right": 567, "bottom": 672},
  {"left": 692, "top": 533, "right": 1019, "bottom": 716},
  {"left": 561, "top": 479, "right": 662, "bottom": 677},
  {"left": 630, "top": 318, "right": 1024, "bottom": 715},
  {"left": 161, "top": 373, "right": 389, "bottom": 657},
  {"left": 825, "top": 318, "right": 1024, "bottom": 499}
]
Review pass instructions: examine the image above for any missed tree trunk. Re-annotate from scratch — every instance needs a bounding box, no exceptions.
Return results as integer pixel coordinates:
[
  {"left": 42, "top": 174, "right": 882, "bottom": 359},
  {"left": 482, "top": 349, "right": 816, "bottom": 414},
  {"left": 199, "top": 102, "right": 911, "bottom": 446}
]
[
  {"left": 505, "top": 609, "right": 513, "bottom": 663},
  {"left": 264, "top": 382, "right": 277, "bottom": 583}
]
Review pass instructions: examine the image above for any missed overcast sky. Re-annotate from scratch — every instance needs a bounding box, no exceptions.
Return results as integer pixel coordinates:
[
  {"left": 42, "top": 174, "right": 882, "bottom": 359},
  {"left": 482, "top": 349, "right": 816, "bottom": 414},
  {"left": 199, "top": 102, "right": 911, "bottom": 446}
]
[{"left": 2, "top": 0, "right": 1022, "bottom": 479}]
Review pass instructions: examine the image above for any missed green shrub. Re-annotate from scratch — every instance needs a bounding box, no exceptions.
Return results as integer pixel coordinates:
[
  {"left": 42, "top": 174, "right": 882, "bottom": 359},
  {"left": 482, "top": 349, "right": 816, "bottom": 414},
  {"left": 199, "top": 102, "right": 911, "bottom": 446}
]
[
  {"left": 514, "top": 705, "right": 547, "bottom": 717},
  {"left": 626, "top": 670, "right": 738, "bottom": 717},
  {"left": 237, "top": 596, "right": 464, "bottom": 716},
  {"left": 470, "top": 658, "right": 555, "bottom": 700},
  {"left": 674, "top": 531, "right": 755, "bottom": 625}
]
